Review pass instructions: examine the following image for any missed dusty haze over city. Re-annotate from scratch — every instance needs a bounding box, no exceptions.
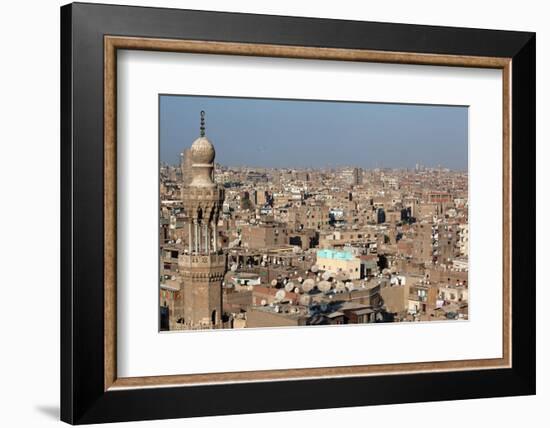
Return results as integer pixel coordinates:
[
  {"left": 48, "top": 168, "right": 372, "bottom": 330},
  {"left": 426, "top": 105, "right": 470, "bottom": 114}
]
[{"left": 159, "top": 97, "right": 469, "bottom": 331}]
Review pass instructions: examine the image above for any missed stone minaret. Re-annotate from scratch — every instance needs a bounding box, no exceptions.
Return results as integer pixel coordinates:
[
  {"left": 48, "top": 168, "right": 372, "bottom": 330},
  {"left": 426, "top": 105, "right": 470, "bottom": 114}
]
[{"left": 179, "top": 111, "right": 226, "bottom": 328}]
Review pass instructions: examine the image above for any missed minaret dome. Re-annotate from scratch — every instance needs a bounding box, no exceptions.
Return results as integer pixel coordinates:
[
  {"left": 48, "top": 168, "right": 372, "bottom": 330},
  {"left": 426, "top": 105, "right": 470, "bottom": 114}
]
[
  {"left": 190, "top": 110, "right": 216, "bottom": 187},
  {"left": 190, "top": 137, "right": 215, "bottom": 165}
]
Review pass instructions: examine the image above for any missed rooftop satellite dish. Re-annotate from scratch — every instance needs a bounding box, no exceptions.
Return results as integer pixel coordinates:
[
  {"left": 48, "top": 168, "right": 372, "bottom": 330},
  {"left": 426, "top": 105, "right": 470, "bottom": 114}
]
[
  {"left": 299, "top": 295, "right": 311, "bottom": 306},
  {"left": 302, "top": 278, "right": 315, "bottom": 292},
  {"left": 261, "top": 261, "right": 266, "bottom": 267},
  {"left": 318, "top": 280, "right": 332, "bottom": 293},
  {"left": 271, "top": 279, "right": 278, "bottom": 286},
  {"left": 345, "top": 282, "right": 355, "bottom": 292},
  {"left": 285, "top": 281, "right": 295, "bottom": 292},
  {"left": 335, "top": 281, "right": 346, "bottom": 292},
  {"left": 230, "top": 263, "right": 238, "bottom": 272},
  {"left": 275, "top": 289, "right": 286, "bottom": 301},
  {"left": 297, "top": 276, "right": 303, "bottom": 283},
  {"left": 176, "top": 238, "right": 182, "bottom": 244},
  {"left": 322, "top": 271, "right": 333, "bottom": 280},
  {"left": 294, "top": 287, "right": 301, "bottom": 294},
  {"left": 260, "top": 299, "right": 267, "bottom": 306},
  {"left": 274, "top": 305, "right": 280, "bottom": 313}
]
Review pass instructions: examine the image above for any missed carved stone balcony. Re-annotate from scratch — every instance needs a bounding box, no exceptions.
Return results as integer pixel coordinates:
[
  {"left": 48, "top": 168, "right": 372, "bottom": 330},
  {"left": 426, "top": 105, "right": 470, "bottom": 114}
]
[
  {"left": 179, "top": 253, "right": 226, "bottom": 268},
  {"left": 178, "top": 253, "right": 227, "bottom": 281}
]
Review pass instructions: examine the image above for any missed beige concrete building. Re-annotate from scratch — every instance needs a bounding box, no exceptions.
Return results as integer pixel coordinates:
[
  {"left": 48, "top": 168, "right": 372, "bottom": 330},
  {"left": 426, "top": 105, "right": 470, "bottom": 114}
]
[
  {"left": 315, "top": 249, "right": 363, "bottom": 279},
  {"left": 246, "top": 307, "right": 307, "bottom": 328},
  {"left": 241, "top": 220, "right": 288, "bottom": 249},
  {"left": 380, "top": 283, "right": 410, "bottom": 314}
]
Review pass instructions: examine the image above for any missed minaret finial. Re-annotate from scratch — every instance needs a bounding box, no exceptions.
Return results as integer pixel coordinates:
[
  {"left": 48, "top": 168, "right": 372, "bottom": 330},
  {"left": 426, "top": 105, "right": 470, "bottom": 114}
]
[{"left": 200, "top": 110, "right": 205, "bottom": 137}]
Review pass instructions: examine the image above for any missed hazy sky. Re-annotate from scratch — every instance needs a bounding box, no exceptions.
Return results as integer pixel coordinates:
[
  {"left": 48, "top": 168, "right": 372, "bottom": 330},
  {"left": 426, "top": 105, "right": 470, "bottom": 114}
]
[{"left": 159, "top": 94, "right": 468, "bottom": 170}]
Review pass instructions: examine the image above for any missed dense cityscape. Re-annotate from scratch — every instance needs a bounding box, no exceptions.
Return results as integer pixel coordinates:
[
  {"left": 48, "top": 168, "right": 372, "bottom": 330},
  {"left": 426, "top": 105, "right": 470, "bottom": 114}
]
[{"left": 159, "top": 113, "right": 468, "bottom": 331}]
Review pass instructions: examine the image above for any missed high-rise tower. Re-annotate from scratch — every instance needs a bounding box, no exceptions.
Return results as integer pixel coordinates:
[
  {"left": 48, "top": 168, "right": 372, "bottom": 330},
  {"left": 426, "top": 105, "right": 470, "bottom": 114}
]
[{"left": 179, "top": 111, "right": 226, "bottom": 328}]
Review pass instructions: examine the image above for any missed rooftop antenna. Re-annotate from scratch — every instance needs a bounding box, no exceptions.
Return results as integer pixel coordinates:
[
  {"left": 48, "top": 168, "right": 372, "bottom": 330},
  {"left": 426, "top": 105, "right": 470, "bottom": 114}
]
[{"left": 200, "top": 110, "right": 206, "bottom": 137}]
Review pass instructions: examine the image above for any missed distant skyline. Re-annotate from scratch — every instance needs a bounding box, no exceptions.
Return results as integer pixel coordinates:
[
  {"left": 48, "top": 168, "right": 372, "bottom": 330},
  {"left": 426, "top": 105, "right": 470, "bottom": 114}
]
[{"left": 160, "top": 95, "right": 468, "bottom": 170}]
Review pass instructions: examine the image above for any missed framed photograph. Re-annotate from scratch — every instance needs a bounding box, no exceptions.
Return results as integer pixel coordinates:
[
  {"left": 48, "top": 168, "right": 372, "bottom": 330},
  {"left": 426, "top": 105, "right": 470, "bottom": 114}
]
[{"left": 61, "top": 2, "right": 535, "bottom": 424}]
